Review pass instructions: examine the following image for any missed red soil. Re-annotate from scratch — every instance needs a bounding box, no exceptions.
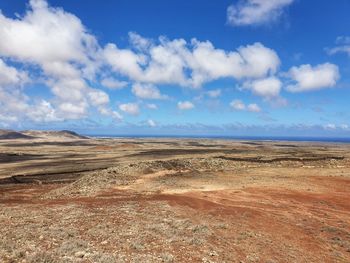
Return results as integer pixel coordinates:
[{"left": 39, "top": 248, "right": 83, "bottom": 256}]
[{"left": 1, "top": 175, "right": 350, "bottom": 262}]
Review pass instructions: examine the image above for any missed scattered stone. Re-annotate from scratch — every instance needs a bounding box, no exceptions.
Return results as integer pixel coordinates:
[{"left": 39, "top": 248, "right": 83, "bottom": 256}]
[{"left": 74, "top": 251, "right": 85, "bottom": 258}]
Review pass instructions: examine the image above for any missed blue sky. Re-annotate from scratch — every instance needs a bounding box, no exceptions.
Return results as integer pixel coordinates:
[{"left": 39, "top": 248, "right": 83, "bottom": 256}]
[{"left": 0, "top": 0, "right": 349, "bottom": 136}]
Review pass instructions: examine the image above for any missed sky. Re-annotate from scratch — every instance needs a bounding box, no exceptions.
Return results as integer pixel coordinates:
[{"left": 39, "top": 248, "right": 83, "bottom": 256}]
[{"left": 0, "top": 0, "right": 349, "bottom": 136}]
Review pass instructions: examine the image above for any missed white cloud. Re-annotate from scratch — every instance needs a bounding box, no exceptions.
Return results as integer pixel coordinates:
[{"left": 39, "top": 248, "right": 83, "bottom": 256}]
[
  {"left": 58, "top": 102, "right": 87, "bottom": 119},
  {"left": 111, "top": 111, "right": 123, "bottom": 121},
  {"left": 177, "top": 101, "right": 195, "bottom": 110},
  {"left": 0, "top": 0, "right": 129, "bottom": 124},
  {"left": 147, "top": 119, "right": 156, "bottom": 127},
  {"left": 141, "top": 38, "right": 189, "bottom": 86},
  {"left": 323, "top": 123, "right": 336, "bottom": 130},
  {"left": 328, "top": 36, "right": 350, "bottom": 57},
  {"left": 340, "top": 124, "right": 349, "bottom": 130},
  {"left": 104, "top": 37, "right": 188, "bottom": 86},
  {"left": 0, "top": 0, "right": 98, "bottom": 65},
  {"left": 104, "top": 35, "right": 280, "bottom": 88},
  {"left": 0, "top": 0, "right": 103, "bottom": 122},
  {"left": 244, "top": 76, "right": 281, "bottom": 98},
  {"left": 0, "top": 59, "right": 29, "bottom": 86},
  {"left": 230, "top": 100, "right": 246, "bottom": 111},
  {"left": 0, "top": 59, "right": 61, "bottom": 124},
  {"left": 50, "top": 79, "right": 86, "bottom": 103},
  {"left": 329, "top": 46, "right": 350, "bottom": 57},
  {"left": 26, "top": 100, "right": 62, "bottom": 122},
  {"left": 41, "top": 61, "right": 81, "bottom": 79},
  {"left": 227, "top": 0, "right": 294, "bottom": 26},
  {"left": 103, "top": 43, "right": 145, "bottom": 81},
  {"left": 247, "top": 103, "right": 261, "bottom": 112},
  {"left": 0, "top": 113, "right": 18, "bottom": 124},
  {"left": 286, "top": 63, "right": 340, "bottom": 92},
  {"left": 0, "top": 87, "right": 28, "bottom": 123},
  {"left": 131, "top": 83, "right": 168, "bottom": 100},
  {"left": 230, "top": 100, "right": 261, "bottom": 112},
  {"left": 0, "top": 0, "right": 338, "bottom": 127},
  {"left": 129, "top": 32, "right": 152, "bottom": 51},
  {"left": 101, "top": 78, "right": 128, "bottom": 89},
  {"left": 119, "top": 103, "right": 140, "bottom": 116},
  {"left": 99, "top": 107, "right": 123, "bottom": 121},
  {"left": 146, "top": 103, "right": 158, "bottom": 110},
  {"left": 336, "top": 36, "right": 350, "bottom": 44},
  {"left": 88, "top": 89, "right": 109, "bottom": 107},
  {"left": 187, "top": 41, "right": 280, "bottom": 88},
  {"left": 206, "top": 89, "right": 221, "bottom": 98}
]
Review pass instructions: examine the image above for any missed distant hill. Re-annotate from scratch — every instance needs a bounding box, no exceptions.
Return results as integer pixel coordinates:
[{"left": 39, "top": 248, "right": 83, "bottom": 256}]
[
  {"left": 59, "top": 130, "right": 89, "bottom": 139},
  {"left": 0, "top": 130, "right": 33, "bottom": 140},
  {"left": 0, "top": 129, "right": 88, "bottom": 140},
  {"left": 22, "top": 130, "right": 89, "bottom": 140}
]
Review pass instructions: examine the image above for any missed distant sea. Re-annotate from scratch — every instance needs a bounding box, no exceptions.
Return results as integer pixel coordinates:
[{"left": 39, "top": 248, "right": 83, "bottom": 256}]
[{"left": 86, "top": 134, "right": 350, "bottom": 144}]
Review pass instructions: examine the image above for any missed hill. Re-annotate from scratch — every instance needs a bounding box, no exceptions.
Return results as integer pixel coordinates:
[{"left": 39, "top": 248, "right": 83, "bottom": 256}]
[
  {"left": 0, "top": 129, "right": 88, "bottom": 140},
  {"left": 0, "top": 130, "right": 33, "bottom": 139}
]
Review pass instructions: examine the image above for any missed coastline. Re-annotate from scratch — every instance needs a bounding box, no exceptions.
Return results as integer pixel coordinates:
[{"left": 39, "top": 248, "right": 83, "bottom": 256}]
[{"left": 86, "top": 134, "right": 350, "bottom": 144}]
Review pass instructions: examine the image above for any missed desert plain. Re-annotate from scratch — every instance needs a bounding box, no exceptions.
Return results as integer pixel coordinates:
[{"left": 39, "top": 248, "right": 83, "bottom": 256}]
[{"left": 0, "top": 130, "right": 350, "bottom": 262}]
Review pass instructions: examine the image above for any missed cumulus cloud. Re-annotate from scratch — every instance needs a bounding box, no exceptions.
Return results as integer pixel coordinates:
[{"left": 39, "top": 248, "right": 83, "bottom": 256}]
[
  {"left": 323, "top": 123, "right": 336, "bottom": 130},
  {"left": 147, "top": 119, "right": 156, "bottom": 127},
  {"left": 0, "top": 0, "right": 338, "bottom": 127},
  {"left": 0, "top": 59, "right": 29, "bottom": 86},
  {"left": 111, "top": 111, "right": 123, "bottom": 121},
  {"left": 230, "top": 100, "right": 246, "bottom": 111},
  {"left": 286, "top": 63, "right": 340, "bottom": 92},
  {"left": 103, "top": 38, "right": 188, "bottom": 86},
  {"left": 0, "top": 0, "right": 102, "bottom": 122},
  {"left": 131, "top": 83, "right": 168, "bottom": 100},
  {"left": 327, "top": 36, "right": 350, "bottom": 57},
  {"left": 119, "top": 103, "right": 140, "bottom": 116},
  {"left": 0, "top": 0, "right": 127, "bottom": 125},
  {"left": 103, "top": 43, "right": 145, "bottom": 81},
  {"left": 0, "top": 0, "right": 97, "bottom": 65},
  {"left": 322, "top": 124, "right": 350, "bottom": 131},
  {"left": 0, "top": 59, "right": 34, "bottom": 123},
  {"left": 206, "top": 89, "right": 221, "bottom": 98},
  {"left": 0, "top": 87, "right": 28, "bottom": 123},
  {"left": 129, "top": 32, "right": 152, "bottom": 51},
  {"left": 87, "top": 89, "right": 123, "bottom": 121},
  {"left": 247, "top": 103, "right": 261, "bottom": 112},
  {"left": 0, "top": 0, "right": 285, "bottom": 126},
  {"left": 177, "top": 101, "right": 195, "bottom": 110},
  {"left": 98, "top": 107, "right": 123, "bottom": 121},
  {"left": 104, "top": 36, "right": 280, "bottom": 88},
  {"left": 101, "top": 78, "right": 128, "bottom": 89},
  {"left": 0, "top": 113, "right": 18, "bottom": 124},
  {"left": 26, "top": 100, "right": 62, "bottom": 122},
  {"left": 186, "top": 41, "right": 280, "bottom": 88},
  {"left": 230, "top": 100, "right": 261, "bottom": 112},
  {"left": 340, "top": 124, "right": 349, "bottom": 130},
  {"left": 58, "top": 102, "right": 87, "bottom": 119},
  {"left": 146, "top": 103, "right": 158, "bottom": 110},
  {"left": 227, "top": 0, "right": 294, "bottom": 26},
  {"left": 243, "top": 77, "right": 282, "bottom": 98},
  {"left": 88, "top": 89, "right": 109, "bottom": 107}
]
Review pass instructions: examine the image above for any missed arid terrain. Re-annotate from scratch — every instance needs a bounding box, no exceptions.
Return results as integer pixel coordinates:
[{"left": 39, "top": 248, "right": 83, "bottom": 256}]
[{"left": 0, "top": 131, "right": 350, "bottom": 262}]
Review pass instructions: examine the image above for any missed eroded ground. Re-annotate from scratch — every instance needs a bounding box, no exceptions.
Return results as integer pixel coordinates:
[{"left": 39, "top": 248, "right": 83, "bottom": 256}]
[{"left": 0, "top": 137, "right": 350, "bottom": 262}]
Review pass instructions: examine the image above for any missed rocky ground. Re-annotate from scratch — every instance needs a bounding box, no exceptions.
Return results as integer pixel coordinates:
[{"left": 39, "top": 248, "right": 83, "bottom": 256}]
[{"left": 0, "top": 137, "right": 350, "bottom": 262}]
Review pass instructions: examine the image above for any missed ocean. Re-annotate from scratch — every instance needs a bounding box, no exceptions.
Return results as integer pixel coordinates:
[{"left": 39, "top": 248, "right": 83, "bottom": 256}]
[{"left": 86, "top": 134, "right": 350, "bottom": 144}]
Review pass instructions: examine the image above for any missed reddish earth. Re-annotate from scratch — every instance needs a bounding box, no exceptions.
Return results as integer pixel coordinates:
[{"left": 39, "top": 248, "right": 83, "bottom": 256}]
[
  {"left": 1, "top": 175, "right": 350, "bottom": 263},
  {"left": 1, "top": 138, "right": 350, "bottom": 262}
]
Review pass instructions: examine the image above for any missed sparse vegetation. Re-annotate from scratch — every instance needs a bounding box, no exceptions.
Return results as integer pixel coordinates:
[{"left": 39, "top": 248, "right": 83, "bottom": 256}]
[{"left": 1, "top": 138, "right": 350, "bottom": 262}]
